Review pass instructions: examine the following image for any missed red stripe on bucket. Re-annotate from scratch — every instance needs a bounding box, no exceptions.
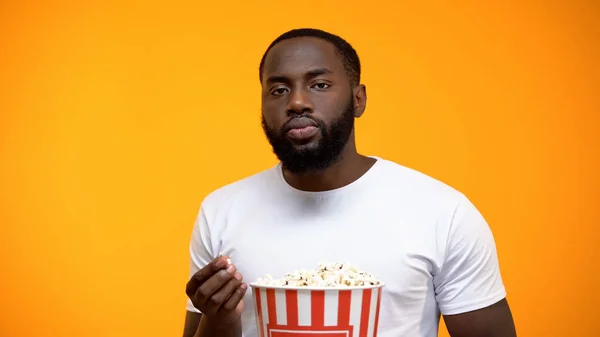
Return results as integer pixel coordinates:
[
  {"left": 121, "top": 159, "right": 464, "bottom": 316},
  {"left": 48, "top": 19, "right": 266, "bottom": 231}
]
[
  {"left": 373, "top": 288, "right": 382, "bottom": 337},
  {"left": 266, "top": 288, "right": 277, "bottom": 325},
  {"left": 285, "top": 289, "right": 299, "bottom": 327},
  {"left": 254, "top": 288, "right": 265, "bottom": 337},
  {"left": 311, "top": 290, "right": 325, "bottom": 327},
  {"left": 359, "top": 288, "right": 372, "bottom": 337},
  {"left": 337, "top": 289, "right": 352, "bottom": 326}
]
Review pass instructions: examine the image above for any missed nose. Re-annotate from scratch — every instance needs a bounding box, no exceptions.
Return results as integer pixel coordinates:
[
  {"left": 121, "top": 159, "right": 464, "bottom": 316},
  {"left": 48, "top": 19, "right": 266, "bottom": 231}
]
[{"left": 286, "top": 88, "right": 313, "bottom": 116}]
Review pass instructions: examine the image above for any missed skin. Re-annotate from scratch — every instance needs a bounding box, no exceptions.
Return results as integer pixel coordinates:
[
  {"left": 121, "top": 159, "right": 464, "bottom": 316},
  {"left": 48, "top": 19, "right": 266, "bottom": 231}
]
[{"left": 183, "top": 36, "right": 517, "bottom": 337}]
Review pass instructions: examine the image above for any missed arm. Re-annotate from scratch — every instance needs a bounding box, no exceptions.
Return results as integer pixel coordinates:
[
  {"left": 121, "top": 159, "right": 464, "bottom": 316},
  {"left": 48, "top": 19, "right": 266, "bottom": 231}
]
[
  {"left": 434, "top": 194, "right": 517, "bottom": 337},
  {"left": 182, "top": 205, "right": 212, "bottom": 337},
  {"left": 182, "top": 312, "right": 243, "bottom": 337},
  {"left": 196, "top": 313, "right": 242, "bottom": 337},
  {"left": 182, "top": 205, "right": 245, "bottom": 337},
  {"left": 182, "top": 311, "right": 201, "bottom": 337},
  {"left": 443, "top": 298, "right": 516, "bottom": 337}
]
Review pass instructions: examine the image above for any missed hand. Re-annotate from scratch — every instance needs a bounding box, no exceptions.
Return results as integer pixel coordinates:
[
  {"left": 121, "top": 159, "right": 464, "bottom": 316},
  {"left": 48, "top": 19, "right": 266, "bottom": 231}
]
[{"left": 186, "top": 256, "right": 248, "bottom": 324}]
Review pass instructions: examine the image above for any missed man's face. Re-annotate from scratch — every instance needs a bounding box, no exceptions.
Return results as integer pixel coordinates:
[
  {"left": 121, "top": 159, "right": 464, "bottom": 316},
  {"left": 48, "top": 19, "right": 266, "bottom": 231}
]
[{"left": 260, "top": 37, "right": 356, "bottom": 174}]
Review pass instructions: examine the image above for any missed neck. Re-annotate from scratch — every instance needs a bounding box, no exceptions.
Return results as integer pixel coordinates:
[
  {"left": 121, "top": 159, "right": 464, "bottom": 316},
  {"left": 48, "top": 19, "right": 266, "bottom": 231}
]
[{"left": 281, "top": 141, "right": 377, "bottom": 192}]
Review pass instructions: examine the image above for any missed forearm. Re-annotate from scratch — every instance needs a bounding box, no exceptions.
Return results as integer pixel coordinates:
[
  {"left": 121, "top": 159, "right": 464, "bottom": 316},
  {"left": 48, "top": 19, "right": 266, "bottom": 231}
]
[{"left": 194, "top": 315, "right": 242, "bottom": 337}]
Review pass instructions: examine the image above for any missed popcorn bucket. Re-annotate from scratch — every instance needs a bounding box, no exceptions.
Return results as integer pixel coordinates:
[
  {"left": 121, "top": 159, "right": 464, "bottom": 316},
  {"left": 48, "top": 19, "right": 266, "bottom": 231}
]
[{"left": 250, "top": 284, "right": 384, "bottom": 337}]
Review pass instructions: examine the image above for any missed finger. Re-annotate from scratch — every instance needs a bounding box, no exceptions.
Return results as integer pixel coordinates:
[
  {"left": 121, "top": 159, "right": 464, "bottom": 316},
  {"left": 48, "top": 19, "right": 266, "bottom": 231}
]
[
  {"left": 207, "top": 273, "right": 242, "bottom": 310},
  {"left": 186, "top": 256, "right": 231, "bottom": 298},
  {"left": 222, "top": 282, "right": 248, "bottom": 311},
  {"left": 195, "top": 263, "right": 237, "bottom": 305},
  {"left": 208, "top": 272, "right": 243, "bottom": 309}
]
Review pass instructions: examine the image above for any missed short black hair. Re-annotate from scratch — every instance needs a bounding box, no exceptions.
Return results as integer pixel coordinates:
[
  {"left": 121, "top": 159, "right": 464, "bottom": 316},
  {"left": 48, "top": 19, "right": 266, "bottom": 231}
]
[{"left": 259, "top": 28, "right": 361, "bottom": 85}]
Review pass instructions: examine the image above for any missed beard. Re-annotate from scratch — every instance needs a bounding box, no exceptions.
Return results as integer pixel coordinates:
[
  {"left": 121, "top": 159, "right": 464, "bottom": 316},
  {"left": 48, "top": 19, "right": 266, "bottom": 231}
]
[{"left": 261, "top": 97, "right": 355, "bottom": 174}]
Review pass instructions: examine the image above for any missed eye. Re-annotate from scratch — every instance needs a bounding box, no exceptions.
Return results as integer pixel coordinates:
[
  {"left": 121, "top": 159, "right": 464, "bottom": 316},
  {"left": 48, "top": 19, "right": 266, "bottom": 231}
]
[
  {"left": 270, "top": 87, "right": 289, "bottom": 96},
  {"left": 312, "top": 82, "right": 331, "bottom": 90}
]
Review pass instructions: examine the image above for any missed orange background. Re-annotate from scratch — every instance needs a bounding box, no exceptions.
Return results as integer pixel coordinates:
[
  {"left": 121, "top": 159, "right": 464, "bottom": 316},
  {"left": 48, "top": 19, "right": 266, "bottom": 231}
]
[{"left": 1, "top": 1, "right": 598, "bottom": 336}]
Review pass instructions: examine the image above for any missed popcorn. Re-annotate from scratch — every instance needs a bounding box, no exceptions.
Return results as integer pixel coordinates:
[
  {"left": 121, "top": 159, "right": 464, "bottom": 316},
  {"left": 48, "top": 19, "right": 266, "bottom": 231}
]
[{"left": 254, "top": 262, "right": 381, "bottom": 287}]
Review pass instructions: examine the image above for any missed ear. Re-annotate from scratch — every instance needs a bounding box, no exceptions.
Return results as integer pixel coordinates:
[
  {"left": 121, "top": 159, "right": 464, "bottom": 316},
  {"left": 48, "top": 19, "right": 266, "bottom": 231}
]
[{"left": 353, "top": 84, "right": 367, "bottom": 118}]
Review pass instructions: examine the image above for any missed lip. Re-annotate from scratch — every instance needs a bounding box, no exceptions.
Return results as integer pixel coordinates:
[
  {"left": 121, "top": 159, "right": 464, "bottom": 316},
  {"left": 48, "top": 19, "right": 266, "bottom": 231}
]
[
  {"left": 284, "top": 117, "right": 319, "bottom": 141},
  {"left": 284, "top": 117, "right": 318, "bottom": 131}
]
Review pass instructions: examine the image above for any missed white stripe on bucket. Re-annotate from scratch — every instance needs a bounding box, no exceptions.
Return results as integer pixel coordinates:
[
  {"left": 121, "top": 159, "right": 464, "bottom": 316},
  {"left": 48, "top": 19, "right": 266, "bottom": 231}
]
[
  {"left": 367, "top": 287, "right": 379, "bottom": 337},
  {"left": 297, "top": 290, "right": 312, "bottom": 326},
  {"left": 324, "top": 290, "right": 338, "bottom": 326},
  {"left": 349, "top": 289, "right": 363, "bottom": 337},
  {"left": 274, "top": 289, "right": 287, "bottom": 325},
  {"left": 259, "top": 287, "right": 269, "bottom": 334}
]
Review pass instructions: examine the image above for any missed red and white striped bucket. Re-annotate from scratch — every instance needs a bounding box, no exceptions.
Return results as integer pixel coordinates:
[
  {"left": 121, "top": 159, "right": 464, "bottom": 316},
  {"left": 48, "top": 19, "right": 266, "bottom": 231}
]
[{"left": 250, "top": 284, "right": 384, "bottom": 337}]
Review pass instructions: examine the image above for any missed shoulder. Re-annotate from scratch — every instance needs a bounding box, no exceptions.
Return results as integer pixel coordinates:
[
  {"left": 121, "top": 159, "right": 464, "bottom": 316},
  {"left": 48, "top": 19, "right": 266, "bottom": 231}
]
[
  {"left": 199, "top": 164, "right": 280, "bottom": 216},
  {"left": 373, "top": 157, "right": 467, "bottom": 208}
]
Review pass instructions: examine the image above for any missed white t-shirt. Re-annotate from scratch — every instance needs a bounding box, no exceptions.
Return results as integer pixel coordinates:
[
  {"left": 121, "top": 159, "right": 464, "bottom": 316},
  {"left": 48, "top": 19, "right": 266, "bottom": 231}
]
[{"left": 186, "top": 156, "right": 506, "bottom": 337}]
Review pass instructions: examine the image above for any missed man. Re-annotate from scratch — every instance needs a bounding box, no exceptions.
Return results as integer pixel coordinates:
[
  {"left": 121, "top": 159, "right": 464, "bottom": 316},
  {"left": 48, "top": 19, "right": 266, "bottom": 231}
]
[{"left": 183, "top": 28, "right": 517, "bottom": 337}]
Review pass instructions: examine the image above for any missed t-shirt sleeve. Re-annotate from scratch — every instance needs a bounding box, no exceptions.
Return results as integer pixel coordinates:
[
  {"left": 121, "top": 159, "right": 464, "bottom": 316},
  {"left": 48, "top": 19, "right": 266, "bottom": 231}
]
[
  {"left": 433, "top": 194, "right": 507, "bottom": 316},
  {"left": 185, "top": 205, "right": 216, "bottom": 314}
]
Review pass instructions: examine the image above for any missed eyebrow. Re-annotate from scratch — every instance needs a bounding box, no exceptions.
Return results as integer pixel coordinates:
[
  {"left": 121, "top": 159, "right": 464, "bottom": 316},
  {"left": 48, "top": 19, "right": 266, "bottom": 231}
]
[
  {"left": 305, "top": 67, "right": 333, "bottom": 77},
  {"left": 266, "top": 67, "right": 334, "bottom": 84}
]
